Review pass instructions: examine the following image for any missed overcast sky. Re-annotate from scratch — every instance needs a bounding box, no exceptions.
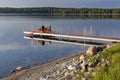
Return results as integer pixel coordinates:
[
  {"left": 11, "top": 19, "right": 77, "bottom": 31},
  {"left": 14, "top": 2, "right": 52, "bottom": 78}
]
[{"left": 0, "top": 0, "right": 120, "bottom": 8}]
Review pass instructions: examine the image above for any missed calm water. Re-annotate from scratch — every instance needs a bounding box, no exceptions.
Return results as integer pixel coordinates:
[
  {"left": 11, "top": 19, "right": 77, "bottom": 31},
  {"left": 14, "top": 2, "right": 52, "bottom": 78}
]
[{"left": 0, "top": 16, "right": 120, "bottom": 78}]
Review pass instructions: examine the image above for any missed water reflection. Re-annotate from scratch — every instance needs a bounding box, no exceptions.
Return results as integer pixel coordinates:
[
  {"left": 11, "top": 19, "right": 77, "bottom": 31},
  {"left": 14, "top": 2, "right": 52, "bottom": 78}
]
[{"left": 24, "top": 36, "right": 104, "bottom": 46}]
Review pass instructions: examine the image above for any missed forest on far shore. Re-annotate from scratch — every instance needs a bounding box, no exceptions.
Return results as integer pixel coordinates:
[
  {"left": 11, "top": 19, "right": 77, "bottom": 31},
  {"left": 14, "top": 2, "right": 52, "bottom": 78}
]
[{"left": 0, "top": 7, "right": 120, "bottom": 16}]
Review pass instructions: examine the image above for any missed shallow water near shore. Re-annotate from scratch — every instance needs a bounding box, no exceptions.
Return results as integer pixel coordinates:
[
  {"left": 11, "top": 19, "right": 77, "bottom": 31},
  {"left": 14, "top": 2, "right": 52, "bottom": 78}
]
[{"left": 0, "top": 16, "right": 120, "bottom": 78}]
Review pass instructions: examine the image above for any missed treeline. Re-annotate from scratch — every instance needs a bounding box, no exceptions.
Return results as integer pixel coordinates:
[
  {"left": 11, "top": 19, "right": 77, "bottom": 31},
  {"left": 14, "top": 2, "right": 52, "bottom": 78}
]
[{"left": 0, "top": 7, "right": 120, "bottom": 16}]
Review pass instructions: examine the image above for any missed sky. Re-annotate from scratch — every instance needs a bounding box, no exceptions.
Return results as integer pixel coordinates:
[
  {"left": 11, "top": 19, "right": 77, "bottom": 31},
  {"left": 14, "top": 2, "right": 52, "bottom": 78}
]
[{"left": 0, "top": 0, "right": 120, "bottom": 8}]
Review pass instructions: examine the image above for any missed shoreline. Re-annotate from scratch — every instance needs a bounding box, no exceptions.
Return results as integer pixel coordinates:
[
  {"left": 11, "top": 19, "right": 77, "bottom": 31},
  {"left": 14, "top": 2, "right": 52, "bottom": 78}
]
[
  {"left": 2, "top": 52, "right": 83, "bottom": 80},
  {"left": 1, "top": 43, "right": 116, "bottom": 80}
]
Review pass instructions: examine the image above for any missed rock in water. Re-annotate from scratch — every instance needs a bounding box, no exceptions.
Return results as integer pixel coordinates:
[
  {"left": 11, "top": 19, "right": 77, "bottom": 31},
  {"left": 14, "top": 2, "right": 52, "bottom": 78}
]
[
  {"left": 11, "top": 69, "right": 16, "bottom": 73},
  {"left": 86, "top": 46, "right": 97, "bottom": 56},
  {"left": 16, "top": 66, "right": 24, "bottom": 71}
]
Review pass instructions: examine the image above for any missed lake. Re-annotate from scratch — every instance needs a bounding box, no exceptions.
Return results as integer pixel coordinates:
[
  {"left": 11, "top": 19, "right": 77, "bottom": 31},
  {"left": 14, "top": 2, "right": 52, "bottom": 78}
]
[{"left": 0, "top": 16, "right": 120, "bottom": 78}]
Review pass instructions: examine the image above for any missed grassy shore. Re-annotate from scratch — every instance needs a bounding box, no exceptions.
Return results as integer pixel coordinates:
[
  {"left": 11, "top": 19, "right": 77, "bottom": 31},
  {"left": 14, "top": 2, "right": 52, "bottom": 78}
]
[
  {"left": 94, "top": 43, "right": 120, "bottom": 80},
  {"left": 76, "top": 43, "right": 120, "bottom": 80}
]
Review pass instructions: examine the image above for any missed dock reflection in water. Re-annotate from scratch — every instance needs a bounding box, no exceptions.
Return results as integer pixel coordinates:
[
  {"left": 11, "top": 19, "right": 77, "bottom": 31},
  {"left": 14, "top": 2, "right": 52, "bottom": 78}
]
[{"left": 24, "top": 36, "right": 105, "bottom": 46}]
